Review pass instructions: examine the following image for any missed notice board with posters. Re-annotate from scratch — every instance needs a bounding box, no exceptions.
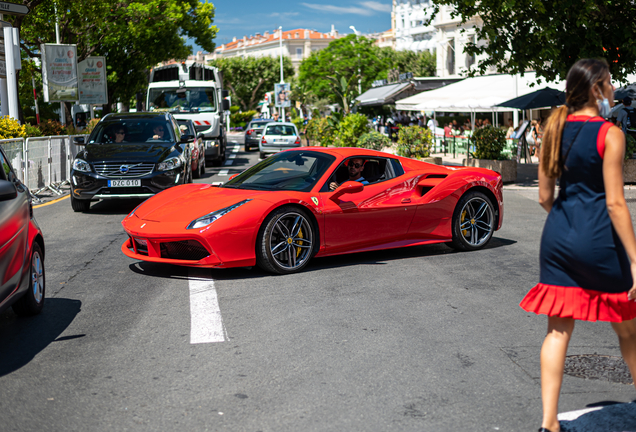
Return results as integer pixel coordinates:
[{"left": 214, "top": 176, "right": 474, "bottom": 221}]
[
  {"left": 41, "top": 43, "right": 78, "bottom": 102},
  {"left": 78, "top": 56, "right": 108, "bottom": 105}
]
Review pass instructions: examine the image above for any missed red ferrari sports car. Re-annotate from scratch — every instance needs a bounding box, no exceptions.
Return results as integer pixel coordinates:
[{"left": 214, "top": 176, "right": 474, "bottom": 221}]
[{"left": 121, "top": 147, "right": 503, "bottom": 274}]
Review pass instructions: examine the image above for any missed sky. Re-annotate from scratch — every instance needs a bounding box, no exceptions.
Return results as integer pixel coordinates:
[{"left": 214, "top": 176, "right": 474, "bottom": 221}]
[{"left": 187, "top": 0, "right": 392, "bottom": 53}]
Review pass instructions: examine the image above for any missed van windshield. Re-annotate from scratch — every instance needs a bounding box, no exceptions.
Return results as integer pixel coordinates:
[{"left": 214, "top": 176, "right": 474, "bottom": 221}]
[{"left": 148, "top": 87, "right": 216, "bottom": 113}]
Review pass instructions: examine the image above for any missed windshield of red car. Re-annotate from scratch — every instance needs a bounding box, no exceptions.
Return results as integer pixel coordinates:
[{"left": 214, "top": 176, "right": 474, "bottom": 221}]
[{"left": 223, "top": 151, "right": 335, "bottom": 192}]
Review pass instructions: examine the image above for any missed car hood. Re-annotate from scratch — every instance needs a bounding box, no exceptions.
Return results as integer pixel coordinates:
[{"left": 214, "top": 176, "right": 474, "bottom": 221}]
[
  {"left": 82, "top": 142, "right": 177, "bottom": 163},
  {"left": 135, "top": 185, "right": 273, "bottom": 223}
]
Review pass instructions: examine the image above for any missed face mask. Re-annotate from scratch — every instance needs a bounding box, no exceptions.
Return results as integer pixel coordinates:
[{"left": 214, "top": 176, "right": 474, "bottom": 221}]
[{"left": 598, "top": 97, "right": 611, "bottom": 118}]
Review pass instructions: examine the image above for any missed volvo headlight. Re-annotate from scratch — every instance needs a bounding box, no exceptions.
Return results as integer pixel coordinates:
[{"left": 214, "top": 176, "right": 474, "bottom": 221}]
[
  {"left": 158, "top": 156, "right": 183, "bottom": 171},
  {"left": 72, "top": 158, "right": 91, "bottom": 172},
  {"left": 187, "top": 199, "right": 251, "bottom": 229}
]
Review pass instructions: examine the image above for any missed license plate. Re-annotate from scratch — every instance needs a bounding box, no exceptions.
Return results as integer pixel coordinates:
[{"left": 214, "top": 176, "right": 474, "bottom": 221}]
[
  {"left": 108, "top": 179, "right": 141, "bottom": 187},
  {"left": 275, "top": 139, "right": 287, "bottom": 143}
]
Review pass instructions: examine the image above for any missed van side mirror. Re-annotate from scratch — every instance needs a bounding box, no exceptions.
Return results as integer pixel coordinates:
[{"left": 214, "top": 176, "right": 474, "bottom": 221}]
[
  {"left": 221, "top": 90, "right": 229, "bottom": 98},
  {"left": 222, "top": 99, "right": 230, "bottom": 111}
]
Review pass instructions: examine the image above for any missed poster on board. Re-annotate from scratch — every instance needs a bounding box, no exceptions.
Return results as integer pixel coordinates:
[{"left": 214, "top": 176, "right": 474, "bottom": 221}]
[
  {"left": 274, "top": 83, "right": 290, "bottom": 108},
  {"left": 78, "top": 56, "right": 108, "bottom": 105},
  {"left": 41, "top": 43, "right": 78, "bottom": 102}
]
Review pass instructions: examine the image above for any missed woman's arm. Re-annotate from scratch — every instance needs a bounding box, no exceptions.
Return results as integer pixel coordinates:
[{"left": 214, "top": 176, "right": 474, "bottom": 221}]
[
  {"left": 538, "top": 167, "right": 557, "bottom": 212},
  {"left": 603, "top": 126, "right": 636, "bottom": 300}
]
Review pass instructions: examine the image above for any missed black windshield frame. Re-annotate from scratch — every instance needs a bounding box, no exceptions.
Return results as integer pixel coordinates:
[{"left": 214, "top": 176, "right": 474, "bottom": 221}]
[{"left": 222, "top": 150, "right": 336, "bottom": 192}]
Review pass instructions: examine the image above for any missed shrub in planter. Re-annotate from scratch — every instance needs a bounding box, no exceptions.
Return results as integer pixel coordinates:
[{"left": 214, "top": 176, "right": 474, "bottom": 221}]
[
  {"left": 396, "top": 125, "right": 433, "bottom": 158},
  {"left": 24, "top": 124, "right": 41, "bottom": 138},
  {"left": 306, "top": 117, "right": 336, "bottom": 147},
  {"left": 472, "top": 125, "right": 507, "bottom": 160},
  {"left": 0, "top": 116, "right": 26, "bottom": 139},
  {"left": 230, "top": 110, "right": 256, "bottom": 126},
  {"left": 358, "top": 131, "right": 390, "bottom": 151},
  {"left": 335, "top": 113, "right": 370, "bottom": 147},
  {"left": 38, "top": 119, "right": 65, "bottom": 136}
]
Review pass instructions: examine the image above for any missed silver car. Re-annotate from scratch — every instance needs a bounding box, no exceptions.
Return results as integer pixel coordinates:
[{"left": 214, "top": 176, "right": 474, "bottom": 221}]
[{"left": 258, "top": 122, "right": 301, "bottom": 159}]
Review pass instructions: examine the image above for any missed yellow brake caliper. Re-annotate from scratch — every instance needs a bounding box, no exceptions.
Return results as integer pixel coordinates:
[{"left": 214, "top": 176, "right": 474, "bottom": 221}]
[
  {"left": 461, "top": 210, "right": 468, "bottom": 237},
  {"left": 296, "top": 228, "right": 304, "bottom": 257}
]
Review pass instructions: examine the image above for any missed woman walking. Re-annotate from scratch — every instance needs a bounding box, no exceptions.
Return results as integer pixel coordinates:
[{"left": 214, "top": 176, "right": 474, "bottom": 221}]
[{"left": 520, "top": 58, "right": 636, "bottom": 432}]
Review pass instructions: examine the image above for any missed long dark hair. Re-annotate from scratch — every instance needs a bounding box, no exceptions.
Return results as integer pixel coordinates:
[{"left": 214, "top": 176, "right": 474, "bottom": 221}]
[{"left": 540, "top": 58, "right": 609, "bottom": 178}]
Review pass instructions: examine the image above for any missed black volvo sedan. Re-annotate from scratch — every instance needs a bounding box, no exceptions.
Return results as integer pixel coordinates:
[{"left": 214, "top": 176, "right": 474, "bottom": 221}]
[{"left": 70, "top": 112, "right": 192, "bottom": 212}]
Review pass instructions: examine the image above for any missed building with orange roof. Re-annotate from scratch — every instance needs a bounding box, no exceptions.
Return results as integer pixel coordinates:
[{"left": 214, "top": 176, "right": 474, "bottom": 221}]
[{"left": 209, "top": 27, "right": 342, "bottom": 71}]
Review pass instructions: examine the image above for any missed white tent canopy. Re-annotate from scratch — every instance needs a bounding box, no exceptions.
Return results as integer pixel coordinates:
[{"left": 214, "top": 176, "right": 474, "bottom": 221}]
[{"left": 395, "top": 72, "right": 566, "bottom": 112}]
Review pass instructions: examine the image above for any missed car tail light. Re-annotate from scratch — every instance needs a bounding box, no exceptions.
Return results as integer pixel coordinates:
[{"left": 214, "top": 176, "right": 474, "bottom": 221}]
[
  {"left": 294, "top": 136, "right": 301, "bottom": 145},
  {"left": 261, "top": 136, "right": 267, "bottom": 144},
  {"left": 246, "top": 129, "right": 253, "bottom": 135}
]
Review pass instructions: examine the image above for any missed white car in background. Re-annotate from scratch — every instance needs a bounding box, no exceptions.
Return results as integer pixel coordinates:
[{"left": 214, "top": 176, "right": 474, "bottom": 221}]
[{"left": 258, "top": 122, "right": 301, "bottom": 159}]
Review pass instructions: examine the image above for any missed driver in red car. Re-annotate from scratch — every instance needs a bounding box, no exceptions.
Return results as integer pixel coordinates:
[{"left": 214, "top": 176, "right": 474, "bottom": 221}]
[{"left": 329, "top": 158, "right": 369, "bottom": 191}]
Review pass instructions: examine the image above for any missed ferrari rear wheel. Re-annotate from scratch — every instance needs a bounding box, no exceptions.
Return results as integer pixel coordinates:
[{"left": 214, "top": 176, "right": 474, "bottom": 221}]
[
  {"left": 449, "top": 190, "right": 495, "bottom": 251},
  {"left": 257, "top": 206, "right": 316, "bottom": 274}
]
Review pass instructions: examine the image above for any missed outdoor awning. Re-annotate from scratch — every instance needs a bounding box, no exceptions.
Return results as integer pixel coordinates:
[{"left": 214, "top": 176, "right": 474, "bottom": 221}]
[
  {"left": 356, "top": 82, "right": 412, "bottom": 107},
  {"left": 395, "top": 72, "right": 566, "bottom": 112}
]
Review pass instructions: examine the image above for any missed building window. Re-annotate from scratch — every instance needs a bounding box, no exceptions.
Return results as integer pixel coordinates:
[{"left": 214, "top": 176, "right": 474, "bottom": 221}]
[
  {"left": 447, "top": 38, "right": 455, "bottom": 75},
  {"left": 465, "top": 35, "right": 476, "bottom": 70},
  {"left": 296, "top": 47, "right": 303, "bottom": 59}
]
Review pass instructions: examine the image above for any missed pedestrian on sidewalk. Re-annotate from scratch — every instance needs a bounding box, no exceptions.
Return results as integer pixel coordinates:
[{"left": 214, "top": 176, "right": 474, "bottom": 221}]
[{"left": 520, "top": 58, "right": 636, "bottom": 432}]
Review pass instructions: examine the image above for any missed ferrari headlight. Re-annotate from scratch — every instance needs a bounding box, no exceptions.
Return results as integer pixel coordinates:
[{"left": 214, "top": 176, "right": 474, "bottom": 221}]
[
  {"left": 73, "top": 158, "right": 91, "bottom": 173},
  {"left": 158, "top": 156, "right": 183, "bottom": 171},
  {"left": 187, "top": 199, "right": 251, "bottom": 229}
]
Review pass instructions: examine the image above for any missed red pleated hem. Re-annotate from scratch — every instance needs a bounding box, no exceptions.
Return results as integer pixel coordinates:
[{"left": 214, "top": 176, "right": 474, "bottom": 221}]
[{"left": 520, "top": 283, "right": 636, "bottom": 322}]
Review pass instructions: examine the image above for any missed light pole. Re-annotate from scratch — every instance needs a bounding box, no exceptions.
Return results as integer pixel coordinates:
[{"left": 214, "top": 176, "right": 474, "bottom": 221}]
[
  {"left": 279, "top": 26, "right": 285, "bottom": 121},
  {"left": 349, "top": 26, "right": 362, "bottom": 95}
]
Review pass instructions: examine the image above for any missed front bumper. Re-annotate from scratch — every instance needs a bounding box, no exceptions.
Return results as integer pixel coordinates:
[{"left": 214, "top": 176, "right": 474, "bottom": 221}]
[
  {"left": 121, "top": 236, "right": 222, "bottom": 267},
  {"left": 71, "top": 168, "right": 185, "bottom": 201}
]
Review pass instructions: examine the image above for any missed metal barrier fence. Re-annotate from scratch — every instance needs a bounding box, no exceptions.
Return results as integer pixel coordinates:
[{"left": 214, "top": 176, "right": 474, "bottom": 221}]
[
  {"left": 0, "top": 135, "right": 88, "bottom": 198},
  {"left": 432, "top": 134, "right": 520, "bottom": 160}
]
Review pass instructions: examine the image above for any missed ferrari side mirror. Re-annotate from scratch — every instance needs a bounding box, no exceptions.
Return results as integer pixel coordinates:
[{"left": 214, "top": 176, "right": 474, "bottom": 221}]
[{"left": 331, "top": 181, "right": 364, "bottom": 200}]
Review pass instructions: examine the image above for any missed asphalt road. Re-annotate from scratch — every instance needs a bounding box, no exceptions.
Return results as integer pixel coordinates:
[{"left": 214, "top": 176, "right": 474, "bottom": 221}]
[{"left": 1, "top": 134, "right": 635, "bottom": 432}]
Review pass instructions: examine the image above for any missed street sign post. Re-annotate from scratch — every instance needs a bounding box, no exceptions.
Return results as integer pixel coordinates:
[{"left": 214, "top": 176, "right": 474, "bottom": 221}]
[{"left": 0, "top": 2, "right": 29, "bottom": 15}]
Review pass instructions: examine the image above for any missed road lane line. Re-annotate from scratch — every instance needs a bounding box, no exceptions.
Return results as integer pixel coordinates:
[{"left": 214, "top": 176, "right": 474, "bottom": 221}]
[
  {"left": 223, "top": 159, "right": 234, "bottom": 166},
  {"left": 189, "top": 273, "right": 226, "bottom": 344},
  {"left": 227, "top": 153, "right": 236, "bottom": 159},
  {"left": 218, "top": 169, "right": 229, "bottom": 176},
  {"left": 33, "top": 194, "right": 69, "bottom": 209}
]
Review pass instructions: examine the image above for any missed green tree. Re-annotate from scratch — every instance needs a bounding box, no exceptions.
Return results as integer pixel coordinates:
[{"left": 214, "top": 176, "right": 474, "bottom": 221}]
[
  {"left": 431, "top": 0, "right": 636, "bottom": 83},
  {"left": 298, "top": 34, "right": 384, "bottom": 103},
  {"left": 377, "top": 48, "right": 436, "bottom": 78},
  {"left": 326, "top": 72, "right": 358, "bottom": 114},
  {"left": 14, "top": 0, "right": 218, "bottom": 120},
  {"left": 210, "top": 56, "right": 294, "bottom": 111}
]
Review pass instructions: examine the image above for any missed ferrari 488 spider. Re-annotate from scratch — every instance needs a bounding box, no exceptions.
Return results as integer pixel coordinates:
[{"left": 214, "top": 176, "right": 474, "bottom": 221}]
[{"left": 121, "top": 147, "right": 503, "bottom": 274}]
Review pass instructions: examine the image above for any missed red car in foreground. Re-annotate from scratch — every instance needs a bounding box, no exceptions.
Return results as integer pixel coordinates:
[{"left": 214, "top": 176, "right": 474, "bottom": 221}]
[{"left": 121, "top": 147, "right": 503, "bottom": 274}]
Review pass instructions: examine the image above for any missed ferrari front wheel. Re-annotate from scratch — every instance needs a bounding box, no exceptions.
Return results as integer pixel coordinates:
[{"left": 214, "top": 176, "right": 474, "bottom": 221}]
[
  {"left": 257, "top": 206, "right": 316, "bottom": 274},
  {"left": 449, "top": 190, "right": 495, "bottom": 251}
]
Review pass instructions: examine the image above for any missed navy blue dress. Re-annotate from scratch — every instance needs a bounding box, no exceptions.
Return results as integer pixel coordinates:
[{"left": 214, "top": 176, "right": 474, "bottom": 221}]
[{"left": 521, "top": 115, "right": 636, "bottom": 322}]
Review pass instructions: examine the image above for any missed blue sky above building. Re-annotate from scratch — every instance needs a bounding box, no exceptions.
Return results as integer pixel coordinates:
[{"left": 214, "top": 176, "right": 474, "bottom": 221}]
[{"left": 187, "top": 0, "right": 392, "bottom": 53}]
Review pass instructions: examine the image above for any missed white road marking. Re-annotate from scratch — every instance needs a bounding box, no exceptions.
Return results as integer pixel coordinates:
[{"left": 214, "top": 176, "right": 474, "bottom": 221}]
[
  {"left": 558, "top": 407, "right": 603, "bottom": 421},
  {"left": 223, "top": 159, "right": 234, "bottom": 166},
  {"left": 189, "top": 272, "right": 226, "bottom": 344},
  {"left": 232, "top": 145, "right": 240, "bottom": 152},
  {"left": 211, "top": 181, "right": 223, "bottom": 186},
  {"left": 227, "top": 153, "right": 236, "bottom": 159},
  {"left": 218, "top": 169, "right": 229, "bottom": 176}
]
